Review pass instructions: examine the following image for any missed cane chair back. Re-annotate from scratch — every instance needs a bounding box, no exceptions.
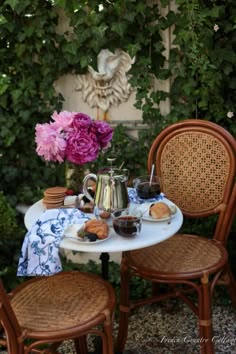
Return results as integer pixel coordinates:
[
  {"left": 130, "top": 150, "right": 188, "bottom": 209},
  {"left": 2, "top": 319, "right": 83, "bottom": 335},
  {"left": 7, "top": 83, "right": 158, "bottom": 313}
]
[
  {"left": 115, "top": 119, "right": 236, "bottom": 354},
  {"left": 148, "top": 119, "right": 235, "bottom": 244},
  {"left": 0, "top": 271, "right": 116, "bottom": 354}
]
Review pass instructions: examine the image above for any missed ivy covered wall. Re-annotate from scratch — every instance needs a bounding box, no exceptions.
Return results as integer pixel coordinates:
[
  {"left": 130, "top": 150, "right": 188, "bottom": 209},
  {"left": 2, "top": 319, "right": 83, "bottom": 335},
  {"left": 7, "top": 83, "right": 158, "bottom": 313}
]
[{"left": 0, "top": 0, "right": 235, "bottom": 206}]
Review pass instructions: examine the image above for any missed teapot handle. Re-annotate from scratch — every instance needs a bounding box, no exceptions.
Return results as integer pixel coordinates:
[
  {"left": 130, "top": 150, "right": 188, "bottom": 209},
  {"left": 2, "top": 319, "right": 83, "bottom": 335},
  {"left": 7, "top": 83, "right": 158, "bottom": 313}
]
[{"left": 82, "top": 173, "right": 97, "bottom": 202}]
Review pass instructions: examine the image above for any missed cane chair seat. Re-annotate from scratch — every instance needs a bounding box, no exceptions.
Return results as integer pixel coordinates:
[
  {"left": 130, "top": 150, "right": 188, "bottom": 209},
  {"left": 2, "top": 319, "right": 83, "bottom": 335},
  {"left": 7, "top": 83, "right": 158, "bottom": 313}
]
[
  {"left": 0, "top": 271, "right": 116, "bottom": 354},
  {"left": 125, "top": 234, "right": 227, "bottom": 279},
  {"left": 115, "top": 119, "right": 236, "bottom": 354},
  {"left": 12, "top": 272, "right": 112, "bottom": 333}
]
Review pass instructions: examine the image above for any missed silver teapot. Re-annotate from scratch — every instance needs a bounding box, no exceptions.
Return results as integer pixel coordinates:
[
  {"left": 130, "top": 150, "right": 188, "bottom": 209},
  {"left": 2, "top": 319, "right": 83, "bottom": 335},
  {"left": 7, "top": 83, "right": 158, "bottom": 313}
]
[{"left": 82, "top": 160, "right": 129, "bottom": 212}]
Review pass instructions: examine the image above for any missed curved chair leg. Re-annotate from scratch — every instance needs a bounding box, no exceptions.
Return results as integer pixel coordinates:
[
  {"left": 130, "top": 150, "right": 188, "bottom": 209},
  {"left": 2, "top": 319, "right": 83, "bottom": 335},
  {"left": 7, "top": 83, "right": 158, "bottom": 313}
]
[
  {"left": 104, "top": 323, "right": 114, "bottom": 354},
  {"left": 115, "top": 257, "right": 130, "bottom": 354},
  {"left": 199, "top": 274, "right": 214, "bottom": 354}
]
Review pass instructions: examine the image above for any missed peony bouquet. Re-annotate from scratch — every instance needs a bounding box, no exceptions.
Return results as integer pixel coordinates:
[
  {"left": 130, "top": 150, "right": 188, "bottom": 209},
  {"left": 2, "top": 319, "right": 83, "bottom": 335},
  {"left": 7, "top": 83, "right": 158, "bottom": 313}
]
[{"left": 35, "top": 111, "right": 113, "bottom": 165}]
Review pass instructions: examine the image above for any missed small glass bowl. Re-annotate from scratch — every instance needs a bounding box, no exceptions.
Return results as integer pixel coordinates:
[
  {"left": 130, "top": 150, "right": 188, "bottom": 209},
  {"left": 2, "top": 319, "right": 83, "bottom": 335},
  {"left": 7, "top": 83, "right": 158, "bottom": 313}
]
[
  {"left": 133, "top": 175, "right": 161, "bottom": 200},
  {"left": 112, "top": 208, "right": 142, "bottom": 238}
]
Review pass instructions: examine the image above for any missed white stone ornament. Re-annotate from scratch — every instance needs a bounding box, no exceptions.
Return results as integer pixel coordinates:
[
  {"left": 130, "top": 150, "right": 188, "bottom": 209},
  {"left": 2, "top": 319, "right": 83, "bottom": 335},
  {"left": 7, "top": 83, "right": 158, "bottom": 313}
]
[{"left": 75, "top": 49, "right": 135, "bottom": 114}]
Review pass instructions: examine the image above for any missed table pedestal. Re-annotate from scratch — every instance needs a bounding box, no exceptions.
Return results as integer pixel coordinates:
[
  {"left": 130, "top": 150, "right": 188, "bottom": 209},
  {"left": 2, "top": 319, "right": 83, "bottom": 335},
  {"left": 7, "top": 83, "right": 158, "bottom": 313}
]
[{"left": 99, "top": 252, "right": 110, "bottom": 280}]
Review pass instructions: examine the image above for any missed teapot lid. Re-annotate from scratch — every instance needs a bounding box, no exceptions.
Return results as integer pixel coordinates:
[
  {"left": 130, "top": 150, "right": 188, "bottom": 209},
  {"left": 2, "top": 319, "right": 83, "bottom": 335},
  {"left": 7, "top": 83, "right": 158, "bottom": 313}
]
[
  {"left": 98, "top": 167, "right": 124, "bottom": 179},
  {"left": 98, "top": 157, "right": 128, "bottom": 180},
  {"left": 98, "top": 157, "right": 121, "bottom": 177}
]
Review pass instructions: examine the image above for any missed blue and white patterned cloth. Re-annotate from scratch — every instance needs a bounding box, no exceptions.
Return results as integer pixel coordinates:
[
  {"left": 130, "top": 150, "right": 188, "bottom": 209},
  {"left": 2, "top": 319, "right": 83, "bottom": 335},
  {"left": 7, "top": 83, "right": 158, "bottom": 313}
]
[
  {"left": 128, "top": 188, "right": 164, "bottom": 204},
  {"left": 17, "top": 208, "right": 89, "bottom": 276}
]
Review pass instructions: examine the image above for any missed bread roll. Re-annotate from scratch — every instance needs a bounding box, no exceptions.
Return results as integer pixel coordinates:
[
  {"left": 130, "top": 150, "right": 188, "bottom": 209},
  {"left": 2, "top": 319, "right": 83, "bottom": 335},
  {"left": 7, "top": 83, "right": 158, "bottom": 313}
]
[
  {"left": 149, "top": 202, "right": 171, "bottom": 219},
  {"left": 84, "top": 219, "right": 109, "bottom": 239}
]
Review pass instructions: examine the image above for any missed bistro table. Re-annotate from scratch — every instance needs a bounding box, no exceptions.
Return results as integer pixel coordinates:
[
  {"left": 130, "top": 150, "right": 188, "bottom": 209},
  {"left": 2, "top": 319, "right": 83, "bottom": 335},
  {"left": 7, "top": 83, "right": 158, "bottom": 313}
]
[
  {"left": 24, "top": 198, "right": 183, "bottom": 279},
  {"left": 23, "top": 198, "right": 183, "bottom": 354}
]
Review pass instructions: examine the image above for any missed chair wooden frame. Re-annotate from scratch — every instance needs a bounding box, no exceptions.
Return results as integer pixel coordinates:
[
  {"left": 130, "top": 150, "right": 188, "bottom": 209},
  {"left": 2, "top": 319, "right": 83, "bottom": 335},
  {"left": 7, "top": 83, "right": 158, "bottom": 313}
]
[
  {"left": 115, "top": 119, "right": 236, "bottom": 354},
  {"left": 0, "top": 271, "right": 116, "bottom": 354}
]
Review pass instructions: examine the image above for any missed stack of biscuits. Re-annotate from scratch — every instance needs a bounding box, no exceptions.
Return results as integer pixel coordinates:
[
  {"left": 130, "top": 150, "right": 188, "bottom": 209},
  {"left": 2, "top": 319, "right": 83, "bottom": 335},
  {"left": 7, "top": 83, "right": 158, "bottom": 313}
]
[{"left": 43, "top": 187, "right": 67, "bottom": 209}]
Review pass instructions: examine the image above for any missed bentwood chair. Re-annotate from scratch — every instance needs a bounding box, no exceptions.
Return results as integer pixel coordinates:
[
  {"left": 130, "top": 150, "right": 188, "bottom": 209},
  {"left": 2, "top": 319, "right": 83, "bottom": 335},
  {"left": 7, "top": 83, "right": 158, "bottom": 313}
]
[
  {"left": 115, "top": 119, "right": 236, "bottom": 354},
  {"left": 0, "top": 271, "right": 116, "bottom": 354}
]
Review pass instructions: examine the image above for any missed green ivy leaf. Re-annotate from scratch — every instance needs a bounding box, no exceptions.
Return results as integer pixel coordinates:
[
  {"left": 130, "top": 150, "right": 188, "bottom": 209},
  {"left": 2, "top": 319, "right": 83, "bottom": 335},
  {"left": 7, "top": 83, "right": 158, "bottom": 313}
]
[
  {"left": 223, "top": 63, "right": 233, "bottom": 75},
  {"left": 0, "top": 75, "right": 10, "bottom": 95},
  {"left": 123, "top": 11, "right": 136, "bottom": 22},
  {"left": 126, "top": 43, "right": 141, "bottom": 58},
  {"left": 15, "top": 43, "right": 26, "bottom": 56},
  {"left": 207, "top": 6, "right": 223, "bottom": 18},
  {"left": 62, "top": 41, "right": 78, "bottom": 55},
  {"left": 156, "top": 69, "right": 169, "bottom": 80},
  {"left": 4, "top": 0, "right": 20, "bottom": 10},
  {"left": 79, "top": 56, "right": 89, "bottom": 69},
  {"left": 0, "top": 15, "right": 7, "bottom": 25},
  {"left": 94, "top": 24, "right": 109, "bottom": 40},
  {"left": 11, "top": 89, "right": 22, "bottom": 104},
  {"left": 54, "top": 0, "right": 67, "bottom": 7},
  {"left": 136, "top": 2, "right": 146, "bottom": 14},
  {"left": 4, "top": 0, "right": 32, "bottom": 14},
  {"left": 111, "top": 22, "right": 127, "bottom": 37}
]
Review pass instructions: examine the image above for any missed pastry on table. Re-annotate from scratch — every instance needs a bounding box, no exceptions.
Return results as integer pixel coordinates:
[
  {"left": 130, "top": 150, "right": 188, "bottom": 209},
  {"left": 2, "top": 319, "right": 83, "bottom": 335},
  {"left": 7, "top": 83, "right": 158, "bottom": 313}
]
[
  {"left": 84, "top": 219, "right": 109, "bottom": 239},
  {"left": 149, "top": 202, "right": 171, "bottom": 219}
]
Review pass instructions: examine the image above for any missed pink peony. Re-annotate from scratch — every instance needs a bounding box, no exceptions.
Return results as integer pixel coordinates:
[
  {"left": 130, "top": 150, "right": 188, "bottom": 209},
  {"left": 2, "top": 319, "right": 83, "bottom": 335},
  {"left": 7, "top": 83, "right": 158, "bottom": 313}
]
[
  {"left": 35, "top": 111, "right": 113, "bottom": 165},
  {"left": 72, "top": 113, "right": 93, "bottom": 130},
  {"left": 51, "top": 111, "right": 75, "bottom": 131},
  {"left": 35, "top": 122, "right": 66, "bottom": 162},
  {"left": 65, "top": 131, "right": 99, "bottom": 164},
  {"left": 91, "top": 120, "right": 114, "bottom": 148}
]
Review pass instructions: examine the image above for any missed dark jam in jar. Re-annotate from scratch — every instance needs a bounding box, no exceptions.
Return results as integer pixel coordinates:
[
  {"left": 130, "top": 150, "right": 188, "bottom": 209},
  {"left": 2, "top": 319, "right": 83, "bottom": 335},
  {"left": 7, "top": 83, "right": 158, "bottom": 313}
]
[
  {"left": 136, "top": 182, "right": 161, "bottom": 199},
  {"left": 113, "top": 216, "right": 141, "bottom": 238}
]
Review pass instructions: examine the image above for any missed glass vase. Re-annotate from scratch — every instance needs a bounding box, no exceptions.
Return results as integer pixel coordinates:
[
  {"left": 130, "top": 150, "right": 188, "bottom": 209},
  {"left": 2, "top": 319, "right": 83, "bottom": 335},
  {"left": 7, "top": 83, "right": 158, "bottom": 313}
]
[{"left": 65, "top": 163, "right": 86, "bottom": 194}]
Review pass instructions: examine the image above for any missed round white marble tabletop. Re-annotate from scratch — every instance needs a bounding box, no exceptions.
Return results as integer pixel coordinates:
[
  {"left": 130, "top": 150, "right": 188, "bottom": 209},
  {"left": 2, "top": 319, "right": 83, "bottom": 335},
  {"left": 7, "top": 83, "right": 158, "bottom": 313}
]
[{"left": 24, "top": 199, "right": 183, "bottom": 254}]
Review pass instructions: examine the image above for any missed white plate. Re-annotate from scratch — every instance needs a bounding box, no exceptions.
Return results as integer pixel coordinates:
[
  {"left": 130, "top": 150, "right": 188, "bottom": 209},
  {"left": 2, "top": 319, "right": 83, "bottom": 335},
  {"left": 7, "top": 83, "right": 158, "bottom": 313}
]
[
  {"left": 136, "top": 202, "right": 177, "bottom": 222},
  {"left": 63, "top": 223, "right": 111, "bottom": 244}
]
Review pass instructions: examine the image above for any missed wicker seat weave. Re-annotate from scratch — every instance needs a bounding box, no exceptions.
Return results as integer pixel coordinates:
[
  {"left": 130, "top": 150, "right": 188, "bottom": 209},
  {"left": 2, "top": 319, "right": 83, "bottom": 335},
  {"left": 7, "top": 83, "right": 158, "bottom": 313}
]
[
  {"left": 11, "top": 272, "right": 110, "bottom": 332},
  {"left": 0, "top": 271, "right": 116, "bottom": 354},
  {"left": 127, "top": 235, "right": 224, "bottom": 276}
]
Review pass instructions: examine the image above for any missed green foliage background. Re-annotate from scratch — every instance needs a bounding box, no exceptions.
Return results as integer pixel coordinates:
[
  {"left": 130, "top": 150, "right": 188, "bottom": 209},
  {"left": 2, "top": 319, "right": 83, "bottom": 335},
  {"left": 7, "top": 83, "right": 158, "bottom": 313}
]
[
  {"left": 0, "top": 191, "right": 25, "bottom": 290},
  {"left": 0, "top": 0, "right": 235, "bottom": 290},
  {"left": 0, "top": 0, "right": 235, "bottom": 206}
]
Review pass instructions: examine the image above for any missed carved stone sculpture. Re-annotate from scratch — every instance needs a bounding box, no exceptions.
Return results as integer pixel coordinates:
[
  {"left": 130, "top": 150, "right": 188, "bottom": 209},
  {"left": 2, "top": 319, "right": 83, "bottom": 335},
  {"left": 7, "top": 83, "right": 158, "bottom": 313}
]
[{"left": 75, "top": 49, "right": 135, "bottom": 116}]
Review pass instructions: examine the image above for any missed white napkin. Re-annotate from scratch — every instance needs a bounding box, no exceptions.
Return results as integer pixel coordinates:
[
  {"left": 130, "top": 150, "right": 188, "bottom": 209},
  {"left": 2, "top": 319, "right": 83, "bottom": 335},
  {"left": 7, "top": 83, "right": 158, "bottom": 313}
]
[{"left": 17, "top": 208, "right": 89, "bottom": 276}]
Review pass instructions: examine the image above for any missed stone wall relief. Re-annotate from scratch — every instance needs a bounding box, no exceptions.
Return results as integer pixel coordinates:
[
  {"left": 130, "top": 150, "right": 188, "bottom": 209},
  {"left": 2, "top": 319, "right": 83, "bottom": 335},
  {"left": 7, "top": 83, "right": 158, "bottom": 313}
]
[{"left": 75, "top": 49, "right": 135, "bottom": 120}]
